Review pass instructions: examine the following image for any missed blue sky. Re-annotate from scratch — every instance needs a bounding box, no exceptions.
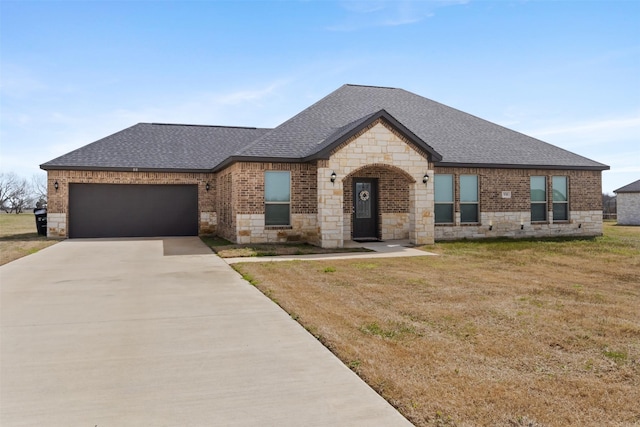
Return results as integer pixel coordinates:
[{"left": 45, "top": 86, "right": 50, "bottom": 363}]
[{"left": 1, "top": 0, "right": 638, "bottom": 194}]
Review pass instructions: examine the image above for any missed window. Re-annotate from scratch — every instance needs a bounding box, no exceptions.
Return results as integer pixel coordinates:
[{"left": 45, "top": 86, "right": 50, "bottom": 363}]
[
  {"left": 460, "top": 175, "right": 479, "bottom": 223},
  {"left": 434, "top": 174, "right": 454, "bottom": 223},
  {"left": 265, "top": 171, "right": 290, "bottom": 226},
  {"left": 552, "top": 176, "right": 568, "bottom": 221},
  {"left": 530, "top": 176, "right": 547, "bottom": 222}
]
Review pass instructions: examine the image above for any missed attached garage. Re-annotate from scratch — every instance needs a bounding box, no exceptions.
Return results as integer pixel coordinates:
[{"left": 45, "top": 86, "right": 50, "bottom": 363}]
[{"left": 68, "top": 184, "right": 198, "bottom": 238}]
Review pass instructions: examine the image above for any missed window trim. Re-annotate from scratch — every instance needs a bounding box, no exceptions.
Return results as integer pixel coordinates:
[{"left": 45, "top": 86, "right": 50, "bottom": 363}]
[
  {"left": 552, "top": 176, "right": 569, "bottom": 222},
  {"left": 459, "top": 174, "right": 479, "bottom": 224},
  {"left": 434, "top": 174, "right": 454, "bottom": 224},
  {"left": 264, "top": 171, "right": 291, "bottom": 226},
  {"left": 530, "top": 176, "right": 547, "bottom": 223}
]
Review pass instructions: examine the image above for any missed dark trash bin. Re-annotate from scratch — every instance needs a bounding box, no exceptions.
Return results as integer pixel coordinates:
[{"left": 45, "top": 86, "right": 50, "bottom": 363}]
[{"left": 34, "top": 208, "right": 47, "bottom": 236}]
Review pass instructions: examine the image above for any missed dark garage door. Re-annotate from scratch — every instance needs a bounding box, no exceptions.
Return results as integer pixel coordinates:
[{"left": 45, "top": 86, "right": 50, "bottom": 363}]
[{"left": 69, "top": 184, "right": 198, "bottom": 238}]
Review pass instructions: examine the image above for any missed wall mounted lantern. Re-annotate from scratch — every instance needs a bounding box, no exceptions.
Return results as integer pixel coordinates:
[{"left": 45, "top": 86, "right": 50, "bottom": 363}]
[
  {"left": 330, "top": 171, "right": 337, "bottom": 183},
  {"left": 205, "top": 183, "right": 210, "bottom": 192},
  {"left": 422, "top": 173, "right": 429, "bottom": 184},
  {"left": 54, "top": 181, "right": 59, "bottom": 191},
  {"left": 489, "top": 220, "right": 493, "bottom": 231}
]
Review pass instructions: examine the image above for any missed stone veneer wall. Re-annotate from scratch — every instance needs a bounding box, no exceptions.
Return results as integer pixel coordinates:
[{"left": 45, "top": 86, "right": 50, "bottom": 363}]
[
  {"left": 616, "top": 193, "right": 640, "bottom": 225},
  {"left": 318, "top": 120, "right": 433, "bottom": 248},
  {"left": 46, "top": 169, "right": 215, "bottom": 238},
  {"left": 433, "top": 167, "right": 604, "bottom": 240}
]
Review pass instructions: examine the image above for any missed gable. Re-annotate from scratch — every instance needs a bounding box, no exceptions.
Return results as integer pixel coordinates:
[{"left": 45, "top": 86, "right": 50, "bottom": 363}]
[{"left": 329, "top": 121, "right": 431, "bottom": 175}]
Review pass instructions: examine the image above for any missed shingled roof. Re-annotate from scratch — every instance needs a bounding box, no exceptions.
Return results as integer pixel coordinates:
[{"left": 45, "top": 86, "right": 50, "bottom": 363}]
[
  {"left": 41, "top": 124, "right": 271, "bottom": 172},
  {"left": 232, "top": 84, "right": 608, "bottom": 170},
  {"left": 614, "top": 179, "right": 640, "bottom": 193},
  {"left": 41, "top": 84, "right": 609, "bottom": 172}
]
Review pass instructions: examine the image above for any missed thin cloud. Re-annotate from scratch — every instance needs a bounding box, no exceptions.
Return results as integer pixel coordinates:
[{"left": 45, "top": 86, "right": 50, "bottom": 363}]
[
  {"left": 528, "top": 116, "right": 640, "bottom": 138},
  {"left": 215, "top": 81, "right": 287, "bottom": 105},
  {"left": 0, "top": 64, "right": 48, "bottom": 98},
  {"left": 327, "top": 0, "right": 467, "bottom": 31},
  {"left": 524, "top": 114, "right": 640, "bottom": 149}
]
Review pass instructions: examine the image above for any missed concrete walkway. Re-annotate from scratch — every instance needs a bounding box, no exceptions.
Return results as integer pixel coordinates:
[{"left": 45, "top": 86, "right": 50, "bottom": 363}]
[
  {"left": 224, "top": 239, "right": 437, "bottom": 264},
  {"left": 0, "top": 237, "right": 412, "bottom": 426}
]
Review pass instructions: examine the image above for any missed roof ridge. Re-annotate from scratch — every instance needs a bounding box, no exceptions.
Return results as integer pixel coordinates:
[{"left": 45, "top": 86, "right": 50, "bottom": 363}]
[
  {"left": 345, "top": 83, "right": 398, "bottom": 90},
  {"left": 147, "top": 122, "right": 269, "bottom": 130}
]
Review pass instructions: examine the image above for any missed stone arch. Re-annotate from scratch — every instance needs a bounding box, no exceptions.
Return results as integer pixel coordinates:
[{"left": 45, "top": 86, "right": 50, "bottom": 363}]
[
  {"left": 342, "top": 163, "right": 418, "bottom": 242},
  {"left": 316, "top": 121, "right": 434, "bottom": 248},
  {"left": 345, "top": 163, "right": 416, "bottom": 183}
]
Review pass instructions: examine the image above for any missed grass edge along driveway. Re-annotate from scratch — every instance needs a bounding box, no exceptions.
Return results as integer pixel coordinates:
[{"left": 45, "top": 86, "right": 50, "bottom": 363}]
[
  {"left": 233, "top": 223, "right": 640, "bottom": 427},
  {"left": 0, "top": 213, "right": 57, "bottom": 266}
]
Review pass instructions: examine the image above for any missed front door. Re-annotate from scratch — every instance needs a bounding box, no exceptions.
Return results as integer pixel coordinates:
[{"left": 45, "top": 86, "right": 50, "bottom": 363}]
[{"left": 353, "top": 179, "right": 378, "bottom": 240}]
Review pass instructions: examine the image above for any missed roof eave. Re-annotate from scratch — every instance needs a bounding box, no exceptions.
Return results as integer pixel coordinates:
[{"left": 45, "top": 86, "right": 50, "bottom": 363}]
[
  {"left": 211, "top": 155, "right": 304, "bottom": 172},
  {"left": 434, "top": 162, "right": 610, "bottom": 171},
  {"left": 40, "top": 164, "right": 214, "bottom": 174}
]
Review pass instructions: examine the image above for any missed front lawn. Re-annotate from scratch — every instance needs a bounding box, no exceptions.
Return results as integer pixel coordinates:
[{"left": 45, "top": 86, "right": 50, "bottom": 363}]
[
  {"left": 0, "top": 213, "right": 57, "bottom": 266},
  {"left": 234, "top": 223, "right": 640, "bottom": 427}
]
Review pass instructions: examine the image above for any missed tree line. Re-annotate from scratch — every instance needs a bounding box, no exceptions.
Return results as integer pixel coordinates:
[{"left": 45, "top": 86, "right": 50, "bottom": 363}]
[{"left": 0, "top": 173, "right": 47, "bottom": 214}]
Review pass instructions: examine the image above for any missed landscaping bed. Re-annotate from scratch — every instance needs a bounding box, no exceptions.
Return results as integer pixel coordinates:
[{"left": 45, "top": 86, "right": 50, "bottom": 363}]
[{"left": 200, "top": 235, "right": 372, "bottom": 258}]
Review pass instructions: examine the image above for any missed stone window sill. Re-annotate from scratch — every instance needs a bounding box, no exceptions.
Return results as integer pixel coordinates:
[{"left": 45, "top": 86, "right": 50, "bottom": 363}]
[{"left": 265, "top": 225, "right": 293, "bottom": 230}]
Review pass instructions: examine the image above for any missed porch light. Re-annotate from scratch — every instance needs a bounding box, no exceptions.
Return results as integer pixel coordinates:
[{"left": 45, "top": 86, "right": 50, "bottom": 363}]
[
  {"left": 205, "top": 182, "right": 210, "bottom": 192},
  {"left": 422, "top": 173, "right": 429, "bottom": 184},
  {"left": 54, "top": 181, "right": 59, "bottom": 191},
  {"left": 330, "top": 171, "right": 337, "bottom": 183},
  {"left": 489, "top": 220, "right": 493, "bottom": 231}
]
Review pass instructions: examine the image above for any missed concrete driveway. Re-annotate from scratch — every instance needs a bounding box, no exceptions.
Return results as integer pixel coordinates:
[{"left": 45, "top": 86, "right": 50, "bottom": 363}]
[{"left": 0, "top": 238, "right": 412, "bottom": 426}]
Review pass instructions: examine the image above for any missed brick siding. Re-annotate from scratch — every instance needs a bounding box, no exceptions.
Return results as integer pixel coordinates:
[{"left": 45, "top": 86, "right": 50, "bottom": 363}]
[
  {"left": 46, "top": 141, "right": 604, "bottom": 244},
  {"left": 343, "top": 164, "right": 413, "bottom": 240},
  {"left": 434, "top": 167, "right": 602, "bottom": 213},
  {"left": 433, "top": 167, "right": 603, "bottom": 239},
  {"left": 46, "top": 169, "right": 215, "bottom": 237}
]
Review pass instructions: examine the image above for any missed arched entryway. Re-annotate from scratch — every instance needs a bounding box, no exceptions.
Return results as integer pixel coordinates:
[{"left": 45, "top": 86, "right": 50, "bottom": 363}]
[{"left": 343, "top": 164, "right": 415, "bottom": 241}]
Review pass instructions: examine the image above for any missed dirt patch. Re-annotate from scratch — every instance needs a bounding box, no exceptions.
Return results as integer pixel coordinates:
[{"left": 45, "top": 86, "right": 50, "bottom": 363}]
[
  {"left": 200, "top": 236, "right": 372, "bottom": 258},
  {"left": 235, "top": 223, "right": 640, "bottom": 426}
]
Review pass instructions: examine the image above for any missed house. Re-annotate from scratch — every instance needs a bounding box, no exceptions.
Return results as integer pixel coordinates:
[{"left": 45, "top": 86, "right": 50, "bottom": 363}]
[
  {"left": 614, "top": 179, "right": 640, "bottom": 225},
  {"left": 41, "top": 84, "right": 609, "bottom": 247}
]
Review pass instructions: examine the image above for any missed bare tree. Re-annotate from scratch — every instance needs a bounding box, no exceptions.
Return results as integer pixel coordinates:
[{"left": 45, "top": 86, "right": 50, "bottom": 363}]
[
  {"left": 0, "top": 172, "right": 19, "bottom": 212},
  {"left": 0, "top": 172, "right": 35, "bottom": 213},
  {"left": 602, "top": 192, "right": 617, "bottom": 219},
  {"left": 31, "top": 173, "right": 48, "bottom": 208}
]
